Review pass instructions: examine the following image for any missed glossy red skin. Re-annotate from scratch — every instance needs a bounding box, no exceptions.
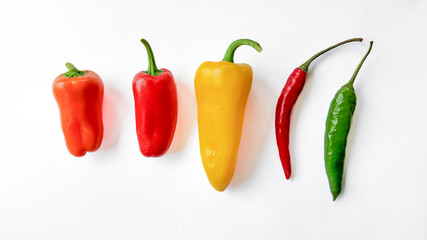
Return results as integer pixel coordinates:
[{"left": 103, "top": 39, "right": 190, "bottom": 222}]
[
  {"left": 132, "top": 69, "right": 178, "bottom": 157},
  {"left": 53, "top": 71, "right": 104, "bottom": 157},
  {"left": 275, "top": 68, "right": 307, "bottom": 179}
]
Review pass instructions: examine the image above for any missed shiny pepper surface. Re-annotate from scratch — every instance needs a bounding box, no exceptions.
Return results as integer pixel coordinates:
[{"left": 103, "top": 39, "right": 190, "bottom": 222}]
[
  {"left": 53, "top": 63, "right": 104, "bottom": 157},
  {"left": 325, "top": 86, "right": 356, "bottom": 199},
  {"left": 133, "top": 39, "right": 177, "bottom": 157},
  {"left": 195, "top": 39, "right": 262, "bottom": 191},
  {"left": 275, "top": 38, "right": 362, "bottom": 180},
  {"left": 324, "top": 41, "right": 373, "bottom": 200}
]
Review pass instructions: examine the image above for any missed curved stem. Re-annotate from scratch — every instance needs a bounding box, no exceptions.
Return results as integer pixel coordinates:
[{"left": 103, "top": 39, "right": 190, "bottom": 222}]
[
  {"left": 299, "top": 38, "right": 363, "bottom": 72},
  {"left": 140, "top": 38, "right": 163, "bottom": 76},
  {"left": 222, "top": 39, "right": 262, "bottom": 63},
  {"left": 63, "top": 62, "right": 87, "bottom": 78},
  {"left": 346, "top": 41, "right": 373, "bottom": 86}
]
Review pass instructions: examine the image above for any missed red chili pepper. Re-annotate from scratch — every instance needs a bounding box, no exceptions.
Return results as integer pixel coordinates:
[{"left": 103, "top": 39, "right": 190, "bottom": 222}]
[
  {"left": 133, "top": 39, "right": 178, "bottom": 157},
  {"left": 275, "top": 38, "right": 362, "bottom": 180}
]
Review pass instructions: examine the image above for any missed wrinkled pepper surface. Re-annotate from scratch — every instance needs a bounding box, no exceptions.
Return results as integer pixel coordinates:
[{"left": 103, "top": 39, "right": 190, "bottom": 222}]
[
  {"left": 133, "top": 39, "right": 178, "bottom": 157},
  {"left": 53, "top": 63, "right": 104, "bottom": 157},
  {"left": 195, "top": 39, "right": 262, "bottom": 191},
  {"left": 324, "top": 41, "right": 373, "bottom": 200}
]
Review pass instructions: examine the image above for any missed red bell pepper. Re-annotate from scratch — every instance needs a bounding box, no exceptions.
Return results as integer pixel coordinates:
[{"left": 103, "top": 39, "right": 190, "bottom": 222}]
[
  {"left": 133, "top": 39, "right": 178, "bottom": 157},
  {"left": 53, "top": 63, "right": 104, "bottom": 157}
]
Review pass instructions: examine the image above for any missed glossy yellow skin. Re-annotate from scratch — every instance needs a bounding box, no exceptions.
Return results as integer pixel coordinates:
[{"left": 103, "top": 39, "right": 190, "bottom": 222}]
[{"left": 195, "top": 61, "right": 252, "bottom": 191}]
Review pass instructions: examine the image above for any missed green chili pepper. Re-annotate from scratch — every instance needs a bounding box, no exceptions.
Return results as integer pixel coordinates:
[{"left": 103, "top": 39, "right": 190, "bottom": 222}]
[{"left": 324, "top": 41, "right": 373, "bottom": 201}]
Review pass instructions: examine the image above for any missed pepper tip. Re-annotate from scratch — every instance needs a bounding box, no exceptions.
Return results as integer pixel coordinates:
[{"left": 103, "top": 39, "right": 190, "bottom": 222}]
[{"left": 332, "top": 192, "right": 339, "bottom": 201}]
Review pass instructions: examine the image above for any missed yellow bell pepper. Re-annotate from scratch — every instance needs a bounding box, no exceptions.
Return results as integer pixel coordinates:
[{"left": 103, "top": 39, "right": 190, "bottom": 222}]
[{"left": 194, "top": 39, "right": 262, "bottom": 191}]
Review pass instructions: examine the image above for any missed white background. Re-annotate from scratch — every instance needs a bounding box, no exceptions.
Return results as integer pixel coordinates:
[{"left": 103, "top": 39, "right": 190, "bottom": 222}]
[{"left": 0, "top": 0, "right": 426, "bottom": 239}]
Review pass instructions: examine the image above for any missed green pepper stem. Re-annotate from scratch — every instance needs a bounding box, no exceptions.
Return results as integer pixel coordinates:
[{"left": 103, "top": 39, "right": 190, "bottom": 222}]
[
  {"left": 66, "top": 62, "right": 77, "bottom": 71},
  {"left": 346, "top": 41, "right": 373, "bottom": 86},
  {"left": 299, "top": 38, "right": 363, "bottom": 72},
  {"left": 63, "top": 62, "right": 87, "bottom": 78},
  {"left": 140, "top": 38, "right": 163, "bottom": 76},
  {"left": 222, "top": 39, "right": 262, "bottom": 63}
]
